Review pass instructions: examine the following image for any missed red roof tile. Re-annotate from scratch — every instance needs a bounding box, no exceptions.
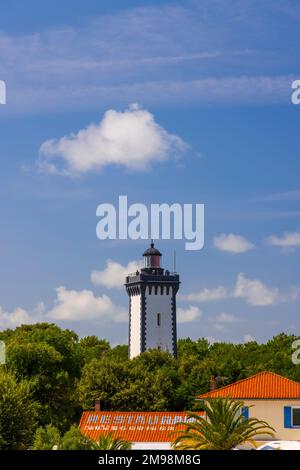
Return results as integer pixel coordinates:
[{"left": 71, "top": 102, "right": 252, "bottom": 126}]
[
  {"left": 197, "top": 371, "right": 300, "bottom": 399},
  {"left": 79, "top": 411, "right": 199, "bottom": 442}
]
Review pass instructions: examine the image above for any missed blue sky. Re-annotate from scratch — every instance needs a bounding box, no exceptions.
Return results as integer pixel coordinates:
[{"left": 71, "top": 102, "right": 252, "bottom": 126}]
[{"left": 0, "top": 0, "right": 300, "bottom": 344}]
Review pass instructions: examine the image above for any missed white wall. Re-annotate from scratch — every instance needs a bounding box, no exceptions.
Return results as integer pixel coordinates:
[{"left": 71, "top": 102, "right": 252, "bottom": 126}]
[
  {"left": 132, "top": 442, "right": 171, "bottom": 450},
  {"left": 145, "top": 286, "right": 174, "bottom": 354},
  {"left": 245, "top": 399, "right": 300, "bottom": 441},
  {"left": 130, "top": 294, "right": 141, "bottom": 359}
]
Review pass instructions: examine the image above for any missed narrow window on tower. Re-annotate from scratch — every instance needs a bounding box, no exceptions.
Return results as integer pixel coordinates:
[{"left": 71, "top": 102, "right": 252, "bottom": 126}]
[{"left": 157, "top": 313, "right": 161, "bottom": 326}]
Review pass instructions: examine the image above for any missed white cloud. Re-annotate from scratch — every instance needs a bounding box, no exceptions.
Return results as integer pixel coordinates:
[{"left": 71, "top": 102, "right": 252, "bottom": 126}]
[
  {"left": 179, "top": 286, "right": 228, "bottom": 302},
  {"left": 266, "top": 231, "right": 300, "bottom": 249},
  {"left": 243, "top": 334, "right": 256, "bottom": 343},
  {"left": 210, "top": 312, "right": 240, "bottom": 331},
  {"left": 257, "top": 189, "right": 300, "bottom": 202},
  {"left": 177, "top": 306, "right": 201, "bottom": 324},
  {"left": 0, "top": 286, "right": 127, "bottom": 328},
  {"left": 47, "top": 286, "right": 127, "bottom": 322},
  {"left": 213, "top": 233, "right": 254, "bottom": 254},
  {"left": 38, "top": 104, "right": 188, "bottom": 175},
  {"left": 214, "top": 313, "right": 239, "bottom": 323},
  {"left": 233, "top": 273, "right": 280, "bottom": 306},
  {"left": 91, "top": 259, "right": 142, "bottom": 289},
  {"left": 0, "top": 2, "right": 297, "bottom": 115},
  {"left": 0, "top": 306, "right": 36, "bottom": 329},
  {"left": 182, "top": 273, "right": 298, "bottom": 307},
  {"left": 205, "top": 336, "right": 220, "bottom": 345},
  {"left": 0, "top": 302, "right": 46, "bottom": 329}
]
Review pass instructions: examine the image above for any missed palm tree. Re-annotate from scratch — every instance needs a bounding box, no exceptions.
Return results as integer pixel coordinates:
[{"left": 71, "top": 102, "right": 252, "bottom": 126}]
[
  {"left": 172, "top": 397, "right": 275, "bottom": 450},
  {"left": 91, "top": 431, "right": 132, "bottom": 450}
]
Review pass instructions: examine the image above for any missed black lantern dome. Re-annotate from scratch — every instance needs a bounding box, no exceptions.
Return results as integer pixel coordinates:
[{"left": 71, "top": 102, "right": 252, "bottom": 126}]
[{"left": 143, "top": 241, "right": 162, "bottom": 257}]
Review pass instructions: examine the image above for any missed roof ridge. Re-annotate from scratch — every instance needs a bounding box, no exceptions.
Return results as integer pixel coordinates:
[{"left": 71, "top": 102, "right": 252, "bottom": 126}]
[
  {"left": 82, "top": 411, "right": 189, "bottom": 414},
  {"left": 263, "top": 370, "right": 300, "bottom": 386},
  {"left": 196, "top": 371, "right": 300, "bottom": 398},
  {"left": 197, "top": 371, "right": 265, "bottom": 397}
]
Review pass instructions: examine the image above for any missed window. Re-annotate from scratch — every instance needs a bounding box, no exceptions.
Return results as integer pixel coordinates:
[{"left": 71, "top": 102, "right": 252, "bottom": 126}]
[
  {"left": 241, "top": 406, "right": 249, "bottom": 419},
  {"left": 157, "top": 313, "right": 161, "bottom": 326},
  {"left": 292, "top": 408, "right": 300, "bottom": 427}
]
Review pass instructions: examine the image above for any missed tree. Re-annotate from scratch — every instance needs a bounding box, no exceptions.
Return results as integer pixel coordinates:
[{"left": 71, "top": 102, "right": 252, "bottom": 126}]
[
  {"left": 79, "top": 336, "right": 110, "bottom": 363},
  {"left": 172, "top": 398, "right": 275, "bottom": 450},
  {"left": 0, "top": 368, "right": 39, "bottom": 450},
  {"left": 111, "top": 368, "right": 173, "bottom": 410},
  {"left": 77, "top": 357, "right": 129, "bottom": 410},
  {"left": 77, "top": 352, "right": 177, "bottom": 411},
  {"left": 91, "top": 432, "right": 132, "bottom": 450},
  {"left": 32, "top": 424, "right": 95, "bottom": 450},
  {"left": 0, "top": 323, "right": 83, "bottom": 430},
  {"left": 1, "top": 323, "right": 300, "bottom": 446},
  {"left": 178, "top": 337, "right": 210, "bottom": 360},
  {"left": 108, "top": 344, "right": 128, "bottom": 361},
  {"left": 61, "top": 425, "right": 95, "bottom": 450},
  {"left": 32, "top": 424, "right": 61, "bottom": 450}
]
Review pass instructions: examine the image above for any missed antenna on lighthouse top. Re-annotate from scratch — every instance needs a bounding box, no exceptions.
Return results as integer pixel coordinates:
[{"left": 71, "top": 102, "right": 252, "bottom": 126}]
[{"left": 173, "top": 250, "right": 176, "bottom": 273}]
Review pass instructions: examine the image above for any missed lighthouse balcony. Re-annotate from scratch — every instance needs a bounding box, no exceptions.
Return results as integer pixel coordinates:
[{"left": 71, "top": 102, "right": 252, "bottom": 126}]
[{"left": 125, "top": 271, "right": 179, "bottom": 285}]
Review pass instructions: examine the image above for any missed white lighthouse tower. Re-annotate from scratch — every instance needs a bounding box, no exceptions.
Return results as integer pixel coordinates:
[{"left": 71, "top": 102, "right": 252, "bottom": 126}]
[{"left": 125, "top": 242, "right": 180, "bottom": 359}]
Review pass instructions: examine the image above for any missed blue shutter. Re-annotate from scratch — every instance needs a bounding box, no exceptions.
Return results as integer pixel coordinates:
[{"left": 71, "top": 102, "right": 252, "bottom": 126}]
[
  {"left": 284, "top": 406, "right": 292, "bottom": 428},
  {"left": 241, "top": 406, "right": 249, "bottom": 419}
]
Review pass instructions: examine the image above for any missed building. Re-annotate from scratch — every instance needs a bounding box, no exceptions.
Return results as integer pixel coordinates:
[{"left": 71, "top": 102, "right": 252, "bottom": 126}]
[
  {"left": 125, "top": 242, "right": 180, "bottom": 359},
  {"left": 197, "top": 371, "right": 300, "bottom": 441},
  {"left": 79, "top": 411, "right": 194, "bottom": 450}
]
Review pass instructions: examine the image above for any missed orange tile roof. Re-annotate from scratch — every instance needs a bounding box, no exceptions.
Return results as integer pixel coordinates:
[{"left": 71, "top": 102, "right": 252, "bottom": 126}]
[
  {"left": 79, "top": 411, "right": 202, "bottom": 442},
  {"left": 197, "top": 371, "right": 300, "bottom": 399}
]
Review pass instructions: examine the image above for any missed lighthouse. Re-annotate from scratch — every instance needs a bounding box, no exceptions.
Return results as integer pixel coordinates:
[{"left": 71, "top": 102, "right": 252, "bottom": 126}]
[{"left": 125, "top": 242, "right": 180, "bottom": 359}]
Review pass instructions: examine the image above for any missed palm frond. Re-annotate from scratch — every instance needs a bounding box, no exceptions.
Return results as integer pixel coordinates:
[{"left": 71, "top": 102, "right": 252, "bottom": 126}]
[{"left": 172, "top": 397, "right": 275, "bottom": 450}]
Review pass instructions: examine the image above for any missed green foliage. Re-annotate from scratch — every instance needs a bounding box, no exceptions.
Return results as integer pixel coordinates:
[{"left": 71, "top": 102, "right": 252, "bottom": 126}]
[
  {"left": 76, "top": 333, "right": 300, "bottom": 412},
  {"left": 0, "top": 322, "right": 299, "bottom": 450},
  {"left": 0, "top": 368, "right": 39, "bottom": 450},
  {"left": 0, "top": 323, "right": 83, "bottom": 430},
  {"left": 91, "top": 431, "right": 132, "bottom": 450},
  {"left": 172, "top": 398, "right": 275, "bottom": 450},
  {"left": 32, "top": 424, "right": 95, "bottom": 450},
  {"left": 107, "top": 344, "right": 129, "bottom": 361},
  {"left": 77, "top": 350, "right": 179, "bottom": 411},
  {"left": 79, "top": 336, "right": 110, "bottom": 363},
  {"left": 32, "top": 424, "right": 61, "bottom": 450},
  {"left": 60, "top": 425, "right": 95, "bottom": 450}
]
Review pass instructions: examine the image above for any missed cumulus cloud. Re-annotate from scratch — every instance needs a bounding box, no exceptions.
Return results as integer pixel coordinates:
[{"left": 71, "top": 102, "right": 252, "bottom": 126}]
[
  {"left": 243, "top": 334, "right": 256, "bottom": 343},
  {"left": 210, "top": 312, "right": 240, "bottom": 332},
  {"left": 213, "top": 233, "right": 254, "bottom": 254},
  {"left": 179, "top": 286, "right": 228, "bottom": 302},
  {"left": 214, "top": 312, "right": 239, "bottom": 323},
  {"left": 266, "top": 231, "right": 300, "bottom": 249},
  {"left": 177, "top": 306, "right": 201, "bottom": 323},
  {"left": 233, "top": 273, "right": 280, "bottom": 306},
  {"left": 38, "top": 104, "right": 188, "bottom": 176},
  {"left": 181, "top": 273, "right": 298, "bottom": 307},
  {"left": 205, "top": 336, "right": 220, "bottom": 345},
  {"left": 91, "top": 259, "right": 142, "bottom": 289},
  {"left": 46, "top": 286, "right": 127, "bottom": 322},
  {"left": 0, "top": 306, "right": 37, "bottom": 329},
  {"left": 0, "top": 286, "right": 127, "bottom": 328},
  {"left": 0, "top": 301, "right": 48, "bottom": 329}
]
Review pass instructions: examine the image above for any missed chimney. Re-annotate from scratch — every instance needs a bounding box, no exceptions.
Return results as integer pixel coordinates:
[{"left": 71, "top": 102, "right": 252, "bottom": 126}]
[
  {"left": 95, "top": 399, "right": 101, "bottom": 411},
  {"left": 210, "top": 375, "right": 217, "bottom": 391}
]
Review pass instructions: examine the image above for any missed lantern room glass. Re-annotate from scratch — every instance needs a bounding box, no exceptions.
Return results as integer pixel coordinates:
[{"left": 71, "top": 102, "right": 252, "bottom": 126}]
[{"left": 145, "top": 255, "right": 160, "bottom": 268}]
